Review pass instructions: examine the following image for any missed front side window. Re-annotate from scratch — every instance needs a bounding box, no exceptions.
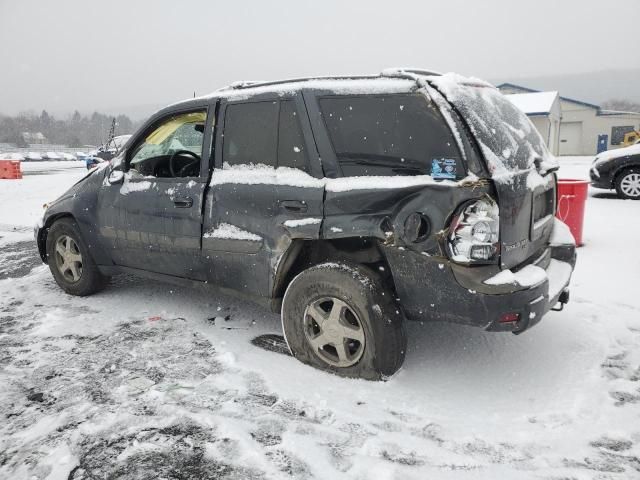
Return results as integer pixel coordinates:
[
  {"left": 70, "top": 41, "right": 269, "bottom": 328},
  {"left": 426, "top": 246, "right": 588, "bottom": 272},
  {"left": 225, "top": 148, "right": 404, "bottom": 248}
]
[
  {"left": 319, "top": 94, "right": 463, "bottom": 178},
  {"left": 129, "top": 111, "right": 206, "bottom": 177}
]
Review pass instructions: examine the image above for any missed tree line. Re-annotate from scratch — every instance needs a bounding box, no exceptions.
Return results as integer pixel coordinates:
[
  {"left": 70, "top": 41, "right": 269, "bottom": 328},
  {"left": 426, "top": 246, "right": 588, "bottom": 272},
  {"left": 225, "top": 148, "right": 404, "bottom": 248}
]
[
  {"left": 0, "top": 110, "right": 143, "bottom": 148},
  {"left": 601, "top": 99, "right": 640, "bottom": 114}
]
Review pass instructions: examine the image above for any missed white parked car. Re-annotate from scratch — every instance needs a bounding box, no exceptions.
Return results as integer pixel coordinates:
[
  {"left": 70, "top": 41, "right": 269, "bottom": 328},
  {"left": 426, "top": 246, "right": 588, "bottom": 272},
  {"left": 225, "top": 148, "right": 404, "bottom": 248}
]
[
  {"left": 25, "top": 152, "right": 43, "bottom": 161},
  {"left": 43, "top": 152, "right": 61, "bottom": 160},
  {"left": 0, "top": 152, "right": 25, "bottom": 161}
]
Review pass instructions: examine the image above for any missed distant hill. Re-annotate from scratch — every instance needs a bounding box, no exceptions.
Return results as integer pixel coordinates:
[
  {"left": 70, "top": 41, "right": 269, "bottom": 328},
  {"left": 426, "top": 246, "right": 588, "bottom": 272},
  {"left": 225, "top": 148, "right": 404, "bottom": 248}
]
[{"left": 492, "top": 69, "right": 640, "bottom": 106}]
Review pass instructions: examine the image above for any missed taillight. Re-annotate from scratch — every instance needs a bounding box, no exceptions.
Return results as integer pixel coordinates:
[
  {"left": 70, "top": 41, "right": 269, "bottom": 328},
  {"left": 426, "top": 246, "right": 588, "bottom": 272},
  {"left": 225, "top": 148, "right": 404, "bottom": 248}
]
[{"left": 447, "top": 198, "right": 499, "bottom": 263}]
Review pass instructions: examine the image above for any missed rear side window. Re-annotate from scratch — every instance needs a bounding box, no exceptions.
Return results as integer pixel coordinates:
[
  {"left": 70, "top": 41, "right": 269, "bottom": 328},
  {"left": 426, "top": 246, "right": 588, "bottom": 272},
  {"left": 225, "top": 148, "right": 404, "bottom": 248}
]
[
  {"left": 319, "top": 94, "right": 463, "bottom": 178},
  {"left": 223, "top": 101, "right": 279, "bottom": 167},
  {"left": 278, "top": 100, "right": 308, "bottom": 172},
  {"left": 222, "top": 100, "right": 309, "bottom": 172}
]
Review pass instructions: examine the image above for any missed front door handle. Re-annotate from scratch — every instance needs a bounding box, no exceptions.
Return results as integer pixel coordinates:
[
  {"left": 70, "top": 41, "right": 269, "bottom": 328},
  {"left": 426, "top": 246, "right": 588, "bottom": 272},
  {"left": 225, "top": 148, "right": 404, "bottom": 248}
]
[
  {"left": 279, "top": 200, "right": 308, "bottom": 212},
  {"left": 173, "top": 197, "right": 193, "bottom": 208}
]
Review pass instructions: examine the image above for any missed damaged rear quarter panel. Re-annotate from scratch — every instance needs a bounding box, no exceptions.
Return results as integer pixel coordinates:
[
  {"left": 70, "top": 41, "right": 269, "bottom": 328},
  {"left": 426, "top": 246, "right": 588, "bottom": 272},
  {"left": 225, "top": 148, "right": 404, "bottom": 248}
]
[
  {"left": 322, "top": 181, "right": 493, "bottom": 252},
  {"left": 321, "top": 180, "right": 495, "bottom": 322}
]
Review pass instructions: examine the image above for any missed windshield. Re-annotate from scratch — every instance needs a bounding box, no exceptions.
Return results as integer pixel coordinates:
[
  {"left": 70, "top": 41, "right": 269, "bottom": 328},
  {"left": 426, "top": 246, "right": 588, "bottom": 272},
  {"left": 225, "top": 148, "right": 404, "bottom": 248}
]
[{"left": 430, "top": 73, "right": 556, "bottom": 180}]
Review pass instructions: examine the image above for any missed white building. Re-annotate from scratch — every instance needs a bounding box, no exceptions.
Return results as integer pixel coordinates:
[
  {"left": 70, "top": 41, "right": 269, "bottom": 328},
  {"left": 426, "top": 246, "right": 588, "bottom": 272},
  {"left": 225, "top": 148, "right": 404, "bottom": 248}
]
[
  {"left": 498, "top": 83, "right": 640, "bottom": 156},
  {"left": 505, "top": 91, "right": 561, "bottom": 155}
]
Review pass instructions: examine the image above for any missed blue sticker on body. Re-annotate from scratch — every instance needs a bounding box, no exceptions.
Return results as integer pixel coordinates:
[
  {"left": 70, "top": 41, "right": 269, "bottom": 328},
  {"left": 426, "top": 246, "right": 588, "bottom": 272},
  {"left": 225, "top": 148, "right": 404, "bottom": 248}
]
[{"left": 431, "top": 158, "right": 457, "bottom": 179}]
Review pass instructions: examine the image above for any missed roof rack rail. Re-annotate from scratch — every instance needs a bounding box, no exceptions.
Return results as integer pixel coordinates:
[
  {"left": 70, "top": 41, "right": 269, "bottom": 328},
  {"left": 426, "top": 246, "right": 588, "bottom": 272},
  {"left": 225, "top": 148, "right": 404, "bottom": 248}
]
[
  {"left": 380, "top": 67, "right": 442, "bottom": 78},
  {"left": 225, "top": 74, "right": 387, "bottom": 90},
  {"left": 218, "top": 70, "right": 440, "bottom": 92}
]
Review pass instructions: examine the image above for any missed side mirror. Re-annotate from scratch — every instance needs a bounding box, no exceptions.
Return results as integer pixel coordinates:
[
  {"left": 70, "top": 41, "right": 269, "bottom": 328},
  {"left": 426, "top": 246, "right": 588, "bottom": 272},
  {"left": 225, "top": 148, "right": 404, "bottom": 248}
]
[{"left": 108, "top": 170, "right": 124, "bottom": 185}]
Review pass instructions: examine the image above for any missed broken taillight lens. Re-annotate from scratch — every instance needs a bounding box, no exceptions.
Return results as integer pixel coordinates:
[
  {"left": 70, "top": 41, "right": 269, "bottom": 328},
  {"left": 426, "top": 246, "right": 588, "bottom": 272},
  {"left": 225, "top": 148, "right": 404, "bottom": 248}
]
[{"left": 448, "top": 198, "right": 499, "bottom": 263}]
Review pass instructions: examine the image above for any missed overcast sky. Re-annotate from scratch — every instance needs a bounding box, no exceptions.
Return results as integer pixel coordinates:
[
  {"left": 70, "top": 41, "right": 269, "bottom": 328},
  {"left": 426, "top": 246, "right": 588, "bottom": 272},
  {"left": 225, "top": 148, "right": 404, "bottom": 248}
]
[{"left": 0, "top": 0, "right": 637, "bottom": 118}]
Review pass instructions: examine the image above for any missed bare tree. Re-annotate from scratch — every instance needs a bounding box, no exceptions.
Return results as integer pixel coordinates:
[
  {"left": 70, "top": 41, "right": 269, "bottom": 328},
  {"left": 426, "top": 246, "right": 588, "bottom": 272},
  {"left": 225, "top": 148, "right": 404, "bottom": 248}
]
[{"left": 601, "top": 99, "right": 640, "bottom": 113}]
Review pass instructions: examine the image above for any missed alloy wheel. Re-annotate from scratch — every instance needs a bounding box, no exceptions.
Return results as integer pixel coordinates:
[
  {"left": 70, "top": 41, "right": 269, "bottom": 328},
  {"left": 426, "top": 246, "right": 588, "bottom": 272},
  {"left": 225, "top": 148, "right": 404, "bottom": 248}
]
[
  {"left": 54, "top": 235, "right": 83, "bottom": 283},
  {"left": 620, "top": 173, "right": 640, "bottom": 198},
  {"left": 303, "top": 297, "right": 365, "bottom": 367}
]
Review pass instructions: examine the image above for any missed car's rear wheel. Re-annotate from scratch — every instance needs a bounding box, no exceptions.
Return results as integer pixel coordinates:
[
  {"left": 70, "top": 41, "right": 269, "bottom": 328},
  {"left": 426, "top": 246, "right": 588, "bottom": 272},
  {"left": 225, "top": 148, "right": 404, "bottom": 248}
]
[
  {"left": 281, "top": 262, "right": 406, "bottom": 380},
  {"left": 46, "top": 218, "right": 110, "bottom": 296},
  {"left": 615, "top": 168, "right": 640, "bottom": 200}
]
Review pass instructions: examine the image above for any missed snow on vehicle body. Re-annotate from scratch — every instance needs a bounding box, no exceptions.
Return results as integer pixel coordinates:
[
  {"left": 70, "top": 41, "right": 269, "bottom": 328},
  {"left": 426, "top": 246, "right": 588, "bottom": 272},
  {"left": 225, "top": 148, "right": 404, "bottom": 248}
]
[{"left": 35, "top": 69, "right": 576, "bottom": 379}]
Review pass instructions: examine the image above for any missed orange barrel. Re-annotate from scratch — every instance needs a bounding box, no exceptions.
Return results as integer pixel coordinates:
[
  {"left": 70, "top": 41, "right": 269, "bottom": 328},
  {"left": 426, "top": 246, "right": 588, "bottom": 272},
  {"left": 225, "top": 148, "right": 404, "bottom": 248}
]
[
  {"left": 556, "top": 179, "right": 589, "bottom": 246},
  {"left": 0, "top": 160, "right": 22, "bottom": 179}
]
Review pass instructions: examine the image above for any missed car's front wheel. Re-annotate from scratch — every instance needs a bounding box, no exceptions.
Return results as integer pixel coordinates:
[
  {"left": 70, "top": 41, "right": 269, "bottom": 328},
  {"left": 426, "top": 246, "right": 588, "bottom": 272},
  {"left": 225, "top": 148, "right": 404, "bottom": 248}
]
[
  {"left": 615, "top": 168, "right": 640, "bottom": 200},
  {"left": 281, "top": 262, "right": 406, "bottom": 380},
  {"left": 46, "top": 218, "right": 110, "bottom": 296}
]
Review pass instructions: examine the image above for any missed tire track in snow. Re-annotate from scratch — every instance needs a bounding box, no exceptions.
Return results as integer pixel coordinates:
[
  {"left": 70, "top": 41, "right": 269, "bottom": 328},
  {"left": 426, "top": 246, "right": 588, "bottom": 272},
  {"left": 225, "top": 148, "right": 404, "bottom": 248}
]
[{"left": 0, "top": 251, "right": 639, "bottom": 478}]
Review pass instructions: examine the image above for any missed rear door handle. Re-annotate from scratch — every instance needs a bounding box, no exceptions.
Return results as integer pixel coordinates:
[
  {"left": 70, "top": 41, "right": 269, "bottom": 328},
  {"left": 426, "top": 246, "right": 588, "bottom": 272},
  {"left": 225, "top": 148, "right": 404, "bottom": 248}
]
[
  {"left": 173, "top": 197, "right": 193, "bottom": 208},
  {"left": 279, "top": 200, "right": 308, "bottom": 212}
]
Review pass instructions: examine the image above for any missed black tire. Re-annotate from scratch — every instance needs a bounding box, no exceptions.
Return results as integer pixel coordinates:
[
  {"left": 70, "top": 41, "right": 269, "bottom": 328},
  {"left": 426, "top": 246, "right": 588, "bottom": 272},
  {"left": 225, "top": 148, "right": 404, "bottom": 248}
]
[
  {"left": 46, "top": 218, "right": 110, "bottom": 296},
  {"left": 281, "top": 262, "right": 406, "bottom": 380},
  {"left": 615, "top": 168, "right": 640, "bottom": 200}
]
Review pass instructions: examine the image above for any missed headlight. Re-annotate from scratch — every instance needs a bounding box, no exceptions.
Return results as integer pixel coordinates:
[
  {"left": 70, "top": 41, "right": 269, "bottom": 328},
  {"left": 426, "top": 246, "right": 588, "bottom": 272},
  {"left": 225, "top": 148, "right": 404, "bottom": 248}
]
[{"left": 448, "top": 198, "right": 499, "bottom": 263}]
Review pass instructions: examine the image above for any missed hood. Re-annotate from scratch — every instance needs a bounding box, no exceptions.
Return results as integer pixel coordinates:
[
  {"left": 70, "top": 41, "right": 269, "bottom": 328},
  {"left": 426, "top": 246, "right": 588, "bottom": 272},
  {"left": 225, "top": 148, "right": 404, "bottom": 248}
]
[{"left": 594, "top": 142, "right": 640, "bottom": 167}]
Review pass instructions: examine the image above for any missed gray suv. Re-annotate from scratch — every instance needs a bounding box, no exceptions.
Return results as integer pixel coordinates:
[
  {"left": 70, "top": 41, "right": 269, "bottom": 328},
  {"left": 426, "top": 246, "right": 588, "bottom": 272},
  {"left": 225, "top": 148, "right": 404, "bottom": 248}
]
[{"left": 36, "top": 69, "right": 576, "bottom": 380}]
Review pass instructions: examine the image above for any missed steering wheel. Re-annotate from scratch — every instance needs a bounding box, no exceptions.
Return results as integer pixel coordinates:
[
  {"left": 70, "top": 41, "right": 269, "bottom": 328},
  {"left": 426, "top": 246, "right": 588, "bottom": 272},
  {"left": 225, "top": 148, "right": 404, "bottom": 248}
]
[{"left": 169, "top": 150, "right": 200, "bottom": 177}]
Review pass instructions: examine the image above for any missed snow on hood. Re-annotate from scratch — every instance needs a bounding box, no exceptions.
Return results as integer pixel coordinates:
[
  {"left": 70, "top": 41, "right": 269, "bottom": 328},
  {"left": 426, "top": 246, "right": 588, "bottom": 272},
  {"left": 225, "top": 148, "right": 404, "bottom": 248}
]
[
  {"left": 429, "top": 73, "right": 558, "bottom": 184},
  {"left": 593, "top": 143, "right": 640, "bottom": 167}
]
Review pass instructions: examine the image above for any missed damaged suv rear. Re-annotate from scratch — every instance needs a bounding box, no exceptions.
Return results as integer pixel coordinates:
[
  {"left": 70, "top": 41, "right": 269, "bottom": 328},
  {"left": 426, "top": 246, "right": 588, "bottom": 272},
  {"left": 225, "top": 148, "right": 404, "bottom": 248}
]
[{"left": 36, "top": 69, "right": 576, "bottom": 380}]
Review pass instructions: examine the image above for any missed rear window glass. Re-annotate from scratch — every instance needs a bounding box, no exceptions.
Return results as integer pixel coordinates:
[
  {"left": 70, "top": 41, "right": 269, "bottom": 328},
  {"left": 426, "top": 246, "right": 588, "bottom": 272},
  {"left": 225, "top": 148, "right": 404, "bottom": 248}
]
[
  {"left": 223, "top": 101, "right": 278, "bottom": 167},
  {"left": 319, "top": 94, "right": 463, "bottom": 178},
  {"left": 429, "top": 76, "right": 555, "bottom": 176}
]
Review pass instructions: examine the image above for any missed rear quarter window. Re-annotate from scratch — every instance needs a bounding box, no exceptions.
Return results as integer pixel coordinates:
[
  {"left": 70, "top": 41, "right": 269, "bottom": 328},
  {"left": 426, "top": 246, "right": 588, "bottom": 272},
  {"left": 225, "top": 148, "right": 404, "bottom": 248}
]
[{"left": 319, "top": 94, "right": 464, "bottom": 178}]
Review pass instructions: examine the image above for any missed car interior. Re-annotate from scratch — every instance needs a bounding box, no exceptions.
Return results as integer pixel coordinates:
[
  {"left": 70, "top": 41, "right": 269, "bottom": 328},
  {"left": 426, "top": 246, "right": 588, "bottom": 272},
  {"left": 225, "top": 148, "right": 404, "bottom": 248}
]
[{"left": 128, "top": 111, "right": 206, "bottom": 178}]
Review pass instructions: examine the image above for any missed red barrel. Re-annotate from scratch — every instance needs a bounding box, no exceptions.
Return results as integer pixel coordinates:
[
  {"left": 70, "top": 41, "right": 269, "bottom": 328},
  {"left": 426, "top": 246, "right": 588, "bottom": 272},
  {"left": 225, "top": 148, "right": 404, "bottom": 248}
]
[{"left": 556, "top": 179, "right": 589, "bottom": 246}]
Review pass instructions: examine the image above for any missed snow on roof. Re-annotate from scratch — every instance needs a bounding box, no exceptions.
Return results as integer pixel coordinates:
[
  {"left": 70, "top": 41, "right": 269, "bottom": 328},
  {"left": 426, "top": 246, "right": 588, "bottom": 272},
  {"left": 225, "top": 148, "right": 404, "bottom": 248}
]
[
  {"left": 505, "top": 91, "right": 559, "bottom": 115},
  {"left": 167, "top": 76, "right": 419, "bottom": 108},
  {"left": 216, "top": 77, "right": 417, "bottom": 101}
]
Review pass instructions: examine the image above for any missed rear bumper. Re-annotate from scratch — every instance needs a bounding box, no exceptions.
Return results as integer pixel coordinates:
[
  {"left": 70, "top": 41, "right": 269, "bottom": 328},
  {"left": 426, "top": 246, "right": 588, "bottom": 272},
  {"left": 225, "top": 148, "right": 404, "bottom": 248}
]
[{"left": 382, "top": 244, "right": 576, "bottom": 333}]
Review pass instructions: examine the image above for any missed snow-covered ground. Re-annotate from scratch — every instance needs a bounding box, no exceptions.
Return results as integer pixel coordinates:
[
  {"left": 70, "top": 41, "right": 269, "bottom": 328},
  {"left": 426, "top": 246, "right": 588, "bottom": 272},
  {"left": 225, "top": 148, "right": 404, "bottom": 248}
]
[{"left": 1, "top": 158, "right": 639, "bottom": 479}]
